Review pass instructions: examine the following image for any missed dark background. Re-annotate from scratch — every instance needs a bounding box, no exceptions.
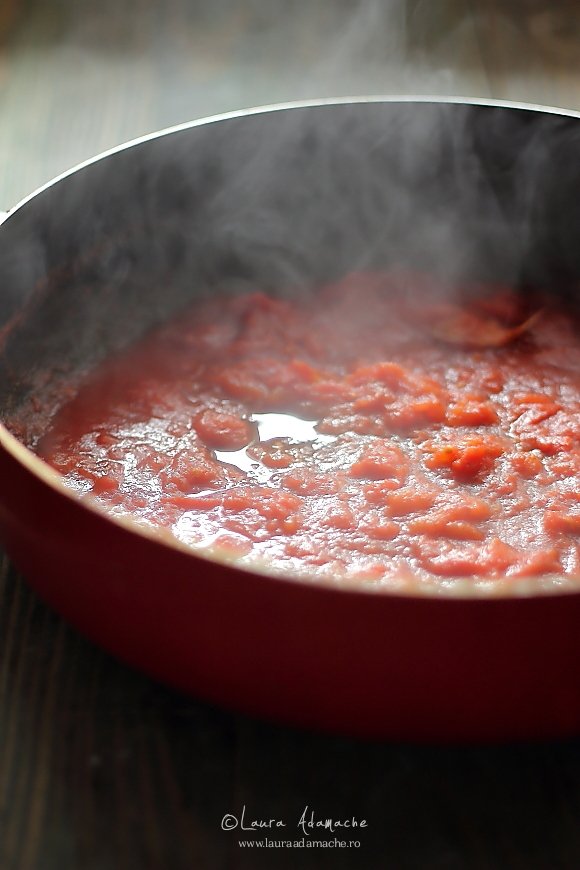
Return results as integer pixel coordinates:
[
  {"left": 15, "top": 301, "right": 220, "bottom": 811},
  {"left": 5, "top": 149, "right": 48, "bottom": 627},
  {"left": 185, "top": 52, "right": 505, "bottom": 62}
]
[{"left": 1, "top": 2, "right": 580, "bottom": 867}]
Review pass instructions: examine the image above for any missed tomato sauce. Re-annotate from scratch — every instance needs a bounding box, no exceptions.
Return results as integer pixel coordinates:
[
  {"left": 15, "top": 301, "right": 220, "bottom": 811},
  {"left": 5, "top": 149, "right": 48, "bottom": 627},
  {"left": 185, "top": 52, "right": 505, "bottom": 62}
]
[{"left": 36, "top": 273, "right": 580, "bottom": 589}]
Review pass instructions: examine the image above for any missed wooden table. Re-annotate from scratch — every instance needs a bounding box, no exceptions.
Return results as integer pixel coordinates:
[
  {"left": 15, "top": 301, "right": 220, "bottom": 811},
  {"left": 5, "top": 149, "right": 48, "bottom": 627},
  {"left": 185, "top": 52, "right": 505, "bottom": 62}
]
[{"left": 1, "top": 2, "right": 580, "bottom": 867}]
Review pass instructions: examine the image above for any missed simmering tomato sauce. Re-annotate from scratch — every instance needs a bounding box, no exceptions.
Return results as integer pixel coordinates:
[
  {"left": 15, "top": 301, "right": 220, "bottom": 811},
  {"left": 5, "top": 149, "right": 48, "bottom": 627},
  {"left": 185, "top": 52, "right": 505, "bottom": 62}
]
[{"left": 36, "top": 273, "right": 580, "bottom": 589}]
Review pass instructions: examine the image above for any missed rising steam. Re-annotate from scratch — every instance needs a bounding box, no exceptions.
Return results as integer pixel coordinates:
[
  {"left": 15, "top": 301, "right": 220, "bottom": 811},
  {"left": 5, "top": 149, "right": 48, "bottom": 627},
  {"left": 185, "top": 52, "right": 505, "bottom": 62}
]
[{"left": 0, "top": 0, "right": 580, "bottom": 444}]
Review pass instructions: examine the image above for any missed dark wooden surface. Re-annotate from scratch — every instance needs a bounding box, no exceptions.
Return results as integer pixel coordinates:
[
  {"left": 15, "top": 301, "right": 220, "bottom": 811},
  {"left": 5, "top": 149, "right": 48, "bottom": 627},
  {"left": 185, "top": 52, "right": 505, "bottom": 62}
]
[
  {"left": 3, "top": 549, "right": 580, "bottom": 870},
  {"left": 2, "top": 2, "right": 580, "bottom": 868}
]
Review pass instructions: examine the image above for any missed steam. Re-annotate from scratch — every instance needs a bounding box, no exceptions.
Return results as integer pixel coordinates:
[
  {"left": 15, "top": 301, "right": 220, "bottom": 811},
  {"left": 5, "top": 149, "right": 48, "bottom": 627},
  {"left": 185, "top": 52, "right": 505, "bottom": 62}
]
[
  {"left": 1, "top": 0, "right": 580, "bottom": 442},
  {"left": 1, "top": 0, "right": 480, "bottom": 206}
]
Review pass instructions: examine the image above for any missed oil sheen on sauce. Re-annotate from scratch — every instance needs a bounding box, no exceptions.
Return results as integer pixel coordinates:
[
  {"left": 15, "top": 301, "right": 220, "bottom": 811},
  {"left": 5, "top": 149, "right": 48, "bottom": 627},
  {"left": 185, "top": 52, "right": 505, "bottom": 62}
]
[{"left": 36, "top": 272, "right": 580, "bottom": 589}]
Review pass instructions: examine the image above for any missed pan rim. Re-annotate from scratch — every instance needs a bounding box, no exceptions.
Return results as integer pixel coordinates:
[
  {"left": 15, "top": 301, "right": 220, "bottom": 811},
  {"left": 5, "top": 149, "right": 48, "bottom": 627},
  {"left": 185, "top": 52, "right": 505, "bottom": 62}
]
[{"left": 2, "top": 94, "right": 580, "bottom": 602}]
